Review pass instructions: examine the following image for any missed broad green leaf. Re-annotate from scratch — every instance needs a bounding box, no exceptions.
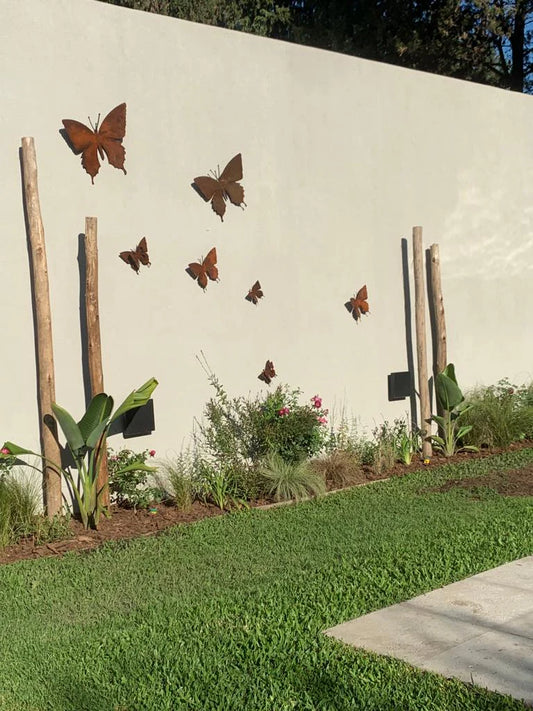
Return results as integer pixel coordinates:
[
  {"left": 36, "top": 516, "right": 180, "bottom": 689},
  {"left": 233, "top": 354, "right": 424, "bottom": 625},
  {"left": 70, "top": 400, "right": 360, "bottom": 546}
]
[
  {"left": 2, "top": 442, "right": 37, "bottom": 456},
  {"left": 115, "top": 461, "right": 157, "bottom": 475},
  {"left": 111, "top": 378, "right": 158, "bottom": 423},
  {"left": 456, "top": 425, "right": 473, "bottom": 439},
  {"left": 436, "top": 369, "right": 464, "bottom": 412},
  {"left": 78, "top": 393, "right": 113, "bottom": 442},
  {"left": 52, "top": 403, "right": 85, "bottom": 453},
  {"left": 429, "top": 435, "right": 445, "bottom": 446},
  {"left": 85, "top": 419, "right": 110, "bottom": 450},
  {"left": 442, "top": 363, "right": 458, "bottom": 385},
  {"left": 430, "top": 415, "right": 446, "bottom": 428}
]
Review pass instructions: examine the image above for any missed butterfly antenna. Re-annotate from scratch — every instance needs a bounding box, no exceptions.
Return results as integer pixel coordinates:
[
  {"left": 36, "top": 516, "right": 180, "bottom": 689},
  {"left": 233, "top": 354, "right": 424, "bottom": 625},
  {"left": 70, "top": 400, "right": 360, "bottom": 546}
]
[{"left": 88, "top": 113, "right": 101, "bottom": 132}]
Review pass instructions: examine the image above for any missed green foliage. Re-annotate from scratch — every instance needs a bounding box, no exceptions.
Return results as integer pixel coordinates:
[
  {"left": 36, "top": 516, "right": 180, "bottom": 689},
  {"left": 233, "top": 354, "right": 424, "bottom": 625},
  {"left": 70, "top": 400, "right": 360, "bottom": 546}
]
[
  {"left": 99, "top": 0, "right": 292, "bottom": 37},
  {"left": 107, "top": 447, "right": 160, "bottom": 511},
  {"left": 194, "top": 458, "right": 247, "bottom": 510},
  {"left": 428, "top": 364, "right": 479, "bottom": 457},
  {"left": 0, "top": 448, "right": 531, "bottom": 710},
  {"left": 461, "top": 379, "right": 533, "bottom": 449},
  {"left": 3, "top": 378, "right": 158, "bottom": 529},
  {"left": 155, "top": 453, "right": 194, "bottom": 510},
  {"left": 195, "top": 363, "right": 328, "bottom": 478},
  {"left": 100, "top": 0, "right": 533, "bottom": 93},
  {"left": 248, "top": 386, "right": 329, "bottom": 464},
  {"left": 258, "top": 452, "right": 326, "bottom": 501},
  {"left": 0, "top": 471, "right": 39, "bottom": 547},
  {"left": 394, "top": 422, "right": 421, "bottom": 466}
]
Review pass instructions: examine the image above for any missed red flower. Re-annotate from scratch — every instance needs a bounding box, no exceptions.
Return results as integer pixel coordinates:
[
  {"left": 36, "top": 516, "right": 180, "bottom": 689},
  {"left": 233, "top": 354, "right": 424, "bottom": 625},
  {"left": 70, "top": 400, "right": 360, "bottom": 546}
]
[{"left": 149, "top": 450, "right": 156, "bottom": 457}]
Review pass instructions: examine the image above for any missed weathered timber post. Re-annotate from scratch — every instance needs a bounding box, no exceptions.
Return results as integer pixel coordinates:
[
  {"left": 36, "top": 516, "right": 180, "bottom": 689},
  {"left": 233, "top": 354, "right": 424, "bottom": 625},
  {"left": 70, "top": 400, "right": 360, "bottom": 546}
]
[
  {"left": 84, "top": 217, "right": 110, "bottom": 508},
  {"left": 21, "top": 137, "right": 62, "bottom": 516},
  {"left": 412, "top": 226, "right": 433, "bottom": 458}
]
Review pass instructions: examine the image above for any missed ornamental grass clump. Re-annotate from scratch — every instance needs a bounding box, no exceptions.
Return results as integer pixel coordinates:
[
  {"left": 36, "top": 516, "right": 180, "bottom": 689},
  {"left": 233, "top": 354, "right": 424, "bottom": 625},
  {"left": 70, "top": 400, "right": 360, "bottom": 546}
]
[
  {"left": 258, "top": 453, "right": 326, "bottom": 502},
  {"left": 0, "top": 470, "right": 39, "bottom": 547}
]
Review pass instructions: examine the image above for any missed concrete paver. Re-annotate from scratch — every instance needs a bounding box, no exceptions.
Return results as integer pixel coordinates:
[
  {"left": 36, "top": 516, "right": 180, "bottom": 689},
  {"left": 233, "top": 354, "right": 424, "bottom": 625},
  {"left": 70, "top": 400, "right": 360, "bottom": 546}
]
[{"left": 325, "top": 556, "right": 533, "bottom": 705}]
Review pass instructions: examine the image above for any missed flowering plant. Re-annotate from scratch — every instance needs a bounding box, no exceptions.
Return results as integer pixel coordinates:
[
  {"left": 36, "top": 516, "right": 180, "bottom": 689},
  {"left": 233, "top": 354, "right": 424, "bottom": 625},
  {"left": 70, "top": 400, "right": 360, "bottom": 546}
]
[
  {"left": 249, "top": 386, "right": 329, "bottom": 463},
  {"left": 107, "top": 447, "right": 160, "bottom": 511}
]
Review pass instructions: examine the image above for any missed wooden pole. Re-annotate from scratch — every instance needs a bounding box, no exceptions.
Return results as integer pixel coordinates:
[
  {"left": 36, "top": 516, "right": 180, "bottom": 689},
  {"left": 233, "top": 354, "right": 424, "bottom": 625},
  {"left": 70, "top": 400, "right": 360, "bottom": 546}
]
[
  {"left": 429, "top": 244, "right": 447, "bottom": 417},
  {"left": 21, "top": 137, "right": 62, "bottom": 517},
  {"left": 84, "top": 217, "right": 110, "bottom": 508},
  {"left": 412, "top": 227, "right": 432, "bottom": 458}
]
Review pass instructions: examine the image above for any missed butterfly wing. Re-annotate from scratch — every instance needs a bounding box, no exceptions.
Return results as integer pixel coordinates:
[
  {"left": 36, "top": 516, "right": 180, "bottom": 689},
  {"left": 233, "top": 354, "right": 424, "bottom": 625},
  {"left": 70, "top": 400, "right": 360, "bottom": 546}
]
[
  {"left": 193, "top": 176, "right": 226, "bottom": 220},
  {"left": 246, "top": 280, "right": 263, "bottom": 304},
  {"left": 265, "top": 360, "right": 276, "bottom": 380},
  {"left": 193, "top": 175, "right": 220, "bottom": 201},
  {"left": 219, "top": 154, "right": 245, "bottom": 207},
  {"left": 348, "top": 285, "right": 369, "bottom": 321},
  {"left": 119, "top": 250, "right": 140, "bottom": 274},
  {"left": 258, "top": 360, "right": 276, "bottom": 384},
  {"left": 219, "top": 154, "right": 243, "bottom": 183},
  {"left": 97, "top": 102, "right": 127, "bottom": 175},
  {"left": 258, "top": 371, "right": 271, "bottom": 385},
  {"left": 355, "top": 285, "right": 368, "bottom": 302},
  {"left": 203, "top": 247, "right": 218, "bottom": 281},
  {"left": 187, "top": 261, "right": 208, "bottom": 290},
  {"left": 62, "top": 119, "right": 101, "bottom": 182},
  {"left": 349, "top": 297, "right": 361, "bottom": 321},
  {"left": 135, "top": 237, "right": 150, "bottom": 266}
]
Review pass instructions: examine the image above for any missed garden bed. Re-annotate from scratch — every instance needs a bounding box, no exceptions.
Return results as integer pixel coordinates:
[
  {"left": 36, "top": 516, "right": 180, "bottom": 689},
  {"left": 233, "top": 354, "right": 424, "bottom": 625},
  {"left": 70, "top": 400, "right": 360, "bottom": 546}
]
[{"left": 1, "top": 441, "right": 531, "bottom": 566}]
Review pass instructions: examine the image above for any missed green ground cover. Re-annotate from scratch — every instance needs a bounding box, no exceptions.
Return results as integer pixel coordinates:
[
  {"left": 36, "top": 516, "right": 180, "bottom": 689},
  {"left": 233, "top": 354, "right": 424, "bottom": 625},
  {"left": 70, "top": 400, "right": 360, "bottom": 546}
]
[{"left": 0, "top": 448, "right": 532, "bottom": 711}]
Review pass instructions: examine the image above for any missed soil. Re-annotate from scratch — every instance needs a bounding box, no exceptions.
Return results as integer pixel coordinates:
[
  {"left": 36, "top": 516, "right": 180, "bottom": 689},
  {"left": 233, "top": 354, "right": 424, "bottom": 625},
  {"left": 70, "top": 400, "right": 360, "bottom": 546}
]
[{"left": 1, "top": 442, "right": 531, "bottom": 567}]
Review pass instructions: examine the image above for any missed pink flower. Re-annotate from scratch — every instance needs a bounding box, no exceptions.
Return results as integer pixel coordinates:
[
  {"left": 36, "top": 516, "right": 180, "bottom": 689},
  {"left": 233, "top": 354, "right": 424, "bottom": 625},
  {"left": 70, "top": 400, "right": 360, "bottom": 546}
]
[
  {"left": 277, "top": 407, "right": 290, "bottom": 417},
  {"left": 318, "top": 416, "right": 328, "bottom": 425},
  {"left": 0, "top": 447, "right": 10, "bottom": 455},
  {"left": 311, "top": 395, "right": 322, "bottom": 409},
  {"left": 149, "top": 450, "right": 156, "bottom": 457}
]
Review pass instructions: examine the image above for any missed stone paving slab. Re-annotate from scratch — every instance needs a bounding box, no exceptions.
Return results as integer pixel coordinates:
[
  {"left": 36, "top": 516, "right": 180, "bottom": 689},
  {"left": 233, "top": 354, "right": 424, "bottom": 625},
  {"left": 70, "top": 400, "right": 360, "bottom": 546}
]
[{"left": 325, "top": 556, "right": 533, "bottom": 706}]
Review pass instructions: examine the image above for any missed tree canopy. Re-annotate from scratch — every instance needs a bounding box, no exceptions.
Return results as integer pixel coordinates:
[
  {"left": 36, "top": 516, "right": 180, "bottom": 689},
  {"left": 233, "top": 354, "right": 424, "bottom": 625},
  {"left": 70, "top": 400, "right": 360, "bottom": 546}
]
[{"left": 99, "top": 0, "right": 533, "bottom": 93}]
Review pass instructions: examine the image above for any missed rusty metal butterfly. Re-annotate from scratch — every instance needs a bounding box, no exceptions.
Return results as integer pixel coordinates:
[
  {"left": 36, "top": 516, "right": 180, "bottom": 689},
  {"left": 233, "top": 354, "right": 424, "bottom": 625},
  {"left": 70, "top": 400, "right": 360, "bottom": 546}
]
[
  {"left": 193, "top": 154, "right": 245, "bottom": 221},
  {"left": 119, "top": 237, "right": 150, "bottom": 274},
  {"left": 186, "top": 247, "right": 219, "bottom": 290},
  {"left": 62, "top": 103, "right": 127, "bottom": 183},
  {"left": 345, "top": 285, "right": 369, "bottom": 322},
  {"left": 258, "top": 360, "right": 276, "bottom": 385},
  {"left": 245, "top": 280, "right": 263, "bottom": 305}
]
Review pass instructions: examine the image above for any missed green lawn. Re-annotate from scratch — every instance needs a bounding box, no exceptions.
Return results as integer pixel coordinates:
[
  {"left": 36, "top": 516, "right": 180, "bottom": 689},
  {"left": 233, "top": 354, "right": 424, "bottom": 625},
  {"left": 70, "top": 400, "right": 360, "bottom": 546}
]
[{"left": 0, "top": 448, "right": 532, "bottom": 710}]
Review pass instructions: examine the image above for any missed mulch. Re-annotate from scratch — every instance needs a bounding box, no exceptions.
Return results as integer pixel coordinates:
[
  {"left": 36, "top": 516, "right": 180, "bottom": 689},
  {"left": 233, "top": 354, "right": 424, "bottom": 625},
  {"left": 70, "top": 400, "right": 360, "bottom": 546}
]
[{"left": 1, "top": 442, "right": 531, "bottom": 567}]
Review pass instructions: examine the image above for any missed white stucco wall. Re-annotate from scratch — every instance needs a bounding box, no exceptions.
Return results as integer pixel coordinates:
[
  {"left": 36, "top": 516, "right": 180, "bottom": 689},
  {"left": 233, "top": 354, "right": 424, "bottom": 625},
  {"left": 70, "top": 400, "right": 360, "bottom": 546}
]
[{"left": 1, "top": 0, "right": 532, "bottom": 460}]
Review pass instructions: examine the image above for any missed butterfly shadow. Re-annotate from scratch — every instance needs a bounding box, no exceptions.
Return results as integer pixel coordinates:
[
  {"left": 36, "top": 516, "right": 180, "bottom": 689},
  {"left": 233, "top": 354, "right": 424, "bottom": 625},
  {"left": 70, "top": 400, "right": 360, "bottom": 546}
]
[
  {"left": 59, "top": 127, "right": 81, "bottom": 155},
  {"left": 190, "top": 182, "right": 208, "bottom": 202},
  {"left": 185, "top": 266, "right": 202, "bottom": 285},
  {"left": 344, "top": 301, "right": 364, "bottom": 322}
]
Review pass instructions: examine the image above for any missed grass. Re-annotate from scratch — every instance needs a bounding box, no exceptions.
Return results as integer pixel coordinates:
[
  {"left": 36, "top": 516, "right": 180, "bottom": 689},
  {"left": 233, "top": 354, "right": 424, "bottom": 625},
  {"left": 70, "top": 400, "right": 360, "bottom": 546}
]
[
  {"left": 0, "top": 448, "right": 532, "bottom": 710},
  {"left": 0, "top": 472, "right": 39, "bottom": 546}
]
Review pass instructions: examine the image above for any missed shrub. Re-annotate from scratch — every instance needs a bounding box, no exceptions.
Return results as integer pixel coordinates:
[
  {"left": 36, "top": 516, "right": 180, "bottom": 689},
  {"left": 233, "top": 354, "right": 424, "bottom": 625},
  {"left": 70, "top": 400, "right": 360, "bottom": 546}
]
[
  {"left": 194, "top": 362, "right": 329, "bottom": 479},
  {"left": 108, "top": 447, "right": 161, "bottom": 511},
  {"left": 258, "top": 454, "right": 326, "bottom": 502},
  {"left": 247, "top": 387, "right": 329, "bottom": 464},
  {"left": 461, "top": 379, "right": 533, "bottom": 449}
]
